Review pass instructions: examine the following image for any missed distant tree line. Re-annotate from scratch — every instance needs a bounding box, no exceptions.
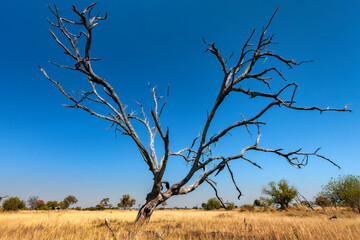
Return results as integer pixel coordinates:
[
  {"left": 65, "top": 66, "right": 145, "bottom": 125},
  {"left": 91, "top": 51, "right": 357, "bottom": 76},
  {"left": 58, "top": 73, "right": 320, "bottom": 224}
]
[
  {"left": 85, "top": 195, "right": 136, "bottom": 211},
  {"left": 2, "top": 175, "right": 359, "bottom": 212},
  {"left": 199, "top": 175, "right": 359, "bottom": 213},
  {"left": 0, "top": 194, "right": 137, "bottom": 211},
  {"left": 0, "top": 195, "right": 78, "bottom": 211}
]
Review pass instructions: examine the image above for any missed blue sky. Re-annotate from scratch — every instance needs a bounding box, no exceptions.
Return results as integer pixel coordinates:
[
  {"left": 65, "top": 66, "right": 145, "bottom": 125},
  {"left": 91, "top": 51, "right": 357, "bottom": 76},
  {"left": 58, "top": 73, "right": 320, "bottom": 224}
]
[{"left": 0, "top": 0, "right": 359, "bottom": 208}]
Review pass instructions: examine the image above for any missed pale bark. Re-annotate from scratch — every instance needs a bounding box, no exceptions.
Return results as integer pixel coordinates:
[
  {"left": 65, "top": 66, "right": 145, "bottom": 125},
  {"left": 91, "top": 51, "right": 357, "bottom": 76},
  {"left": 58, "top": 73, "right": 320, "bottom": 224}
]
[{"left": 41, "top": 4, "right": 351, "bottom": 224}]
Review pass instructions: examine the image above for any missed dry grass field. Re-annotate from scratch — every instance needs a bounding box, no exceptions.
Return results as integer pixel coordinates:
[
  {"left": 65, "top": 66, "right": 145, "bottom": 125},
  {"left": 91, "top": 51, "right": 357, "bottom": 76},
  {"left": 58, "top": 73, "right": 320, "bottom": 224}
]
[{"left": 0, "top": 208, "right": 359, "bottom": 240}]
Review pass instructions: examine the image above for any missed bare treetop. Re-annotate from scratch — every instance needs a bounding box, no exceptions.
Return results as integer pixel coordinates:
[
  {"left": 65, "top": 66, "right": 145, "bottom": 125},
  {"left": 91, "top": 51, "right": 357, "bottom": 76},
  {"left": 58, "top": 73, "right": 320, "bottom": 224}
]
[{"left": 40, "top": 4, "right": 351, "bottom": 223}]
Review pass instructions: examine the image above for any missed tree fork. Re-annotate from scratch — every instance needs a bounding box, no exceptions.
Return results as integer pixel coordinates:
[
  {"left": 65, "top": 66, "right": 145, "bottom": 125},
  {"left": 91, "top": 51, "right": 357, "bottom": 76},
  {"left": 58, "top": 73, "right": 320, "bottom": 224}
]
[
  {"left": 135, "top": 193, "right": 164, "bottom": 223},
  {"left": 41, "top": 3, "right": 351, "bottom": 224}
]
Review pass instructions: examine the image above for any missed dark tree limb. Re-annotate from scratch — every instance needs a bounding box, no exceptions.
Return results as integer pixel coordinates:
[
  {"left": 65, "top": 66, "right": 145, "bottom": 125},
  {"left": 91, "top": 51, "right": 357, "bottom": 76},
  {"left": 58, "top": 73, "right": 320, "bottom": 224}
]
[
  {"left": 42, "top": 4, "right": 351, "bottom": 223},
  {"left": 205, "top": 178, "right": 227, "bottom": 209},
  {"left": 225, "top": 163, "right": 243, "bottom": 200},
  {"left": 160, "top": 180, "right": 170, "bottom": 190}
]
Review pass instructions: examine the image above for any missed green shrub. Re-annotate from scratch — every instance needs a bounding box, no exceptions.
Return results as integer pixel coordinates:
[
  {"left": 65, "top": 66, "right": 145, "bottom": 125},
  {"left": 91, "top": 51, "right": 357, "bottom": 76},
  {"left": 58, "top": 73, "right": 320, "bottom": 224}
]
[
  {"left": 253, "top": 199, "right": 262, "bottom": 207},
  {"left": 321, "top": 175, "right": 360, "bottom": 212},
  {"left": 34, "top": 200, "right": 47, "bottom": 210},
  {"left": 2, "top": 197, "right": 26, "bottom": 211},
  {"left": 202, "top": 198, "right": 221, "bottom": 210},
  {"left": 315, "top": 196, "right": 331, "bottom": 208},
  {"left": 46, "top": 201, "right": 59, "bottom": 210},
  {"left": 96, "top": 204, "right": 105, "bottom": 210}
]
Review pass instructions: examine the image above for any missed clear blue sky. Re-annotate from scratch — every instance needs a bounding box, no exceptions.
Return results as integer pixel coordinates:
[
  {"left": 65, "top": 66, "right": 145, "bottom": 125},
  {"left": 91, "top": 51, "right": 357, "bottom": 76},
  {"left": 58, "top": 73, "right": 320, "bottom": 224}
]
[{"left": 0, "top": 0, "right": 359, "bottom": 208}]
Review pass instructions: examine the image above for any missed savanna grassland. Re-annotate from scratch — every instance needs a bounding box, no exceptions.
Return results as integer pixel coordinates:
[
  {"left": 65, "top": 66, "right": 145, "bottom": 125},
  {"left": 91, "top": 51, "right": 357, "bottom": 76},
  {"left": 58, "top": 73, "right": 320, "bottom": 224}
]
[{"left": 0, "top": 208, "right": 359, "bottom": 240}]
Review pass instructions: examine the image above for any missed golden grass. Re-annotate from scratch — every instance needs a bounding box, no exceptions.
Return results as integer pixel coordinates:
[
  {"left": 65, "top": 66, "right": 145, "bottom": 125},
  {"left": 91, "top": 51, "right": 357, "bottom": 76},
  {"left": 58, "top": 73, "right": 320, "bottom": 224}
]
[{"left": 0, "top": 208, "right": 359, "bottom": 240}]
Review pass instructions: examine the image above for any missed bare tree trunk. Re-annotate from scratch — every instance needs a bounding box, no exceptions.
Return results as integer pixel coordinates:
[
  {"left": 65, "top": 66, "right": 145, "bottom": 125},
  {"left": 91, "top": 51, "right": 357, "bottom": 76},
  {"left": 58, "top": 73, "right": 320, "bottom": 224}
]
[
  {"left": 42, "top": 4, "right": 351, "bottom": 226},
  {"left": 135, "top": 193, "right": 163, "bottom": 224}
]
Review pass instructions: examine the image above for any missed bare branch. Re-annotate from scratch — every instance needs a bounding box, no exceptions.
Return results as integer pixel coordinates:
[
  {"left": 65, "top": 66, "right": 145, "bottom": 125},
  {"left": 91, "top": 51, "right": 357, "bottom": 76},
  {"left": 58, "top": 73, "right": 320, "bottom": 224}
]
[
  {"left": 203, "top": 38, "right": 228, "bottom": 76},
  {"left": 159, "top": 85, "right": 170, "bottom": 118},
  {"left": 205, "top": 178, "right": 227, "bottom": 209},
  {"left": 49, "top": 61, "right": 78, "bottom": 71},
  {"left": 240, "top": 156, "right": 262, "bottom": 169},
  {"left": 250, "top": 146, "right": 341, "bottom": 169},
  {"left": 43, "top": 5, "right": 350, "bottom": 223},
  {"left": 39, "top": 66, "right": 117, "bottom": 123},
  {"left": 43, "top": 4, "right": 159, "bottom": 175},
  {"left": 225, "top": 163, "right": 243, "bottom": 200},
  {"left": 48, "top": 29, "right": 77, "bottom": 59}
]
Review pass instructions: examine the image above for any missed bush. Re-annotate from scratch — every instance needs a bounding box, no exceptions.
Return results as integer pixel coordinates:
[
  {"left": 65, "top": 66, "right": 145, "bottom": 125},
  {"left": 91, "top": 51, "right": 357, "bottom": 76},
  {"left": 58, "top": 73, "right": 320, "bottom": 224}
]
[
  {"left": 315, "top": 196, "right": 331, "bottom": 208},
  {"left": 34, "top": 200, "right": 47, "bottom": 210},
  {"left": 262, "top": 179, "right": 298, "bottom": 209},
  {"left": 321, "top": 175, "right": 360, "bottom": 212},
  {"left": 96, "top": 204, "right": 105, "bottom": 210},
  {"left": 83, "top": 207, "right": 98, "bottom": 211},
  {"left": 2, "top": 197, "right": 26, "bottom": 211},
  {"left": 46, "top": 201, "right": 59, "bottom": 210},
  {"left": 202, "top": 198, "right": 221, "bottom": 210},
  {"left": 253, "top": 199, "right": 262, "bottom": 207},
  {"left": 59, "top": 201, "right": 67, "bottom": 209}
]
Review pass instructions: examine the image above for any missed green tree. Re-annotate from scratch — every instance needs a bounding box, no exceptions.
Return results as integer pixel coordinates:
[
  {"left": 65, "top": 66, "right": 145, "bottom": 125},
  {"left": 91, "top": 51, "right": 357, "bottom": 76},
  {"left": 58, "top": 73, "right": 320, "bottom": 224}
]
[
  {"left": 262, "top": 179, "right": 298, "bottom": 210},
  {"left": 2, "top": 197, "right": 26, "bottom": 211},
  {"left": 202, "top": 198, "right": 221, "bottom": 210},
  {"left": 46, "top": 200, "right": 59, "bottom": 210},
  {"left": 58, "top": 201, "right": 67, "bottom": 209},
  {"left": 99, "top": 198, "right": 111, "bottom": 208},
  {"left": 321, "top": 175, "right": 360, "bottom": 212},
  {"left": 257, "top": 197, "right": 273, "bottom": 208},
  {"left": 34, "top": 200, "right": 48, "bottom": 210},
  {"left": 117, "top": 195, "right": 136, "bottom": 209},
  {"left": 28, "top": 197, "right": 47, "bottom": 210},
  {"left": 253, "top": 199, "right": 262, "bottom": 207},
  {"left": 63, "top": 195, "right": 78, "bottom": 209}
]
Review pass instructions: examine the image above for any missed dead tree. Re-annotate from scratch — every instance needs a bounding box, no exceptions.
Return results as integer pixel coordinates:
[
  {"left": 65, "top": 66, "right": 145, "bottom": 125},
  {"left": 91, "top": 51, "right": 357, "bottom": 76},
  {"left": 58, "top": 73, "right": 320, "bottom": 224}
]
[{"left": 40, "top": 4, "right": 351, "bottom": 223}]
